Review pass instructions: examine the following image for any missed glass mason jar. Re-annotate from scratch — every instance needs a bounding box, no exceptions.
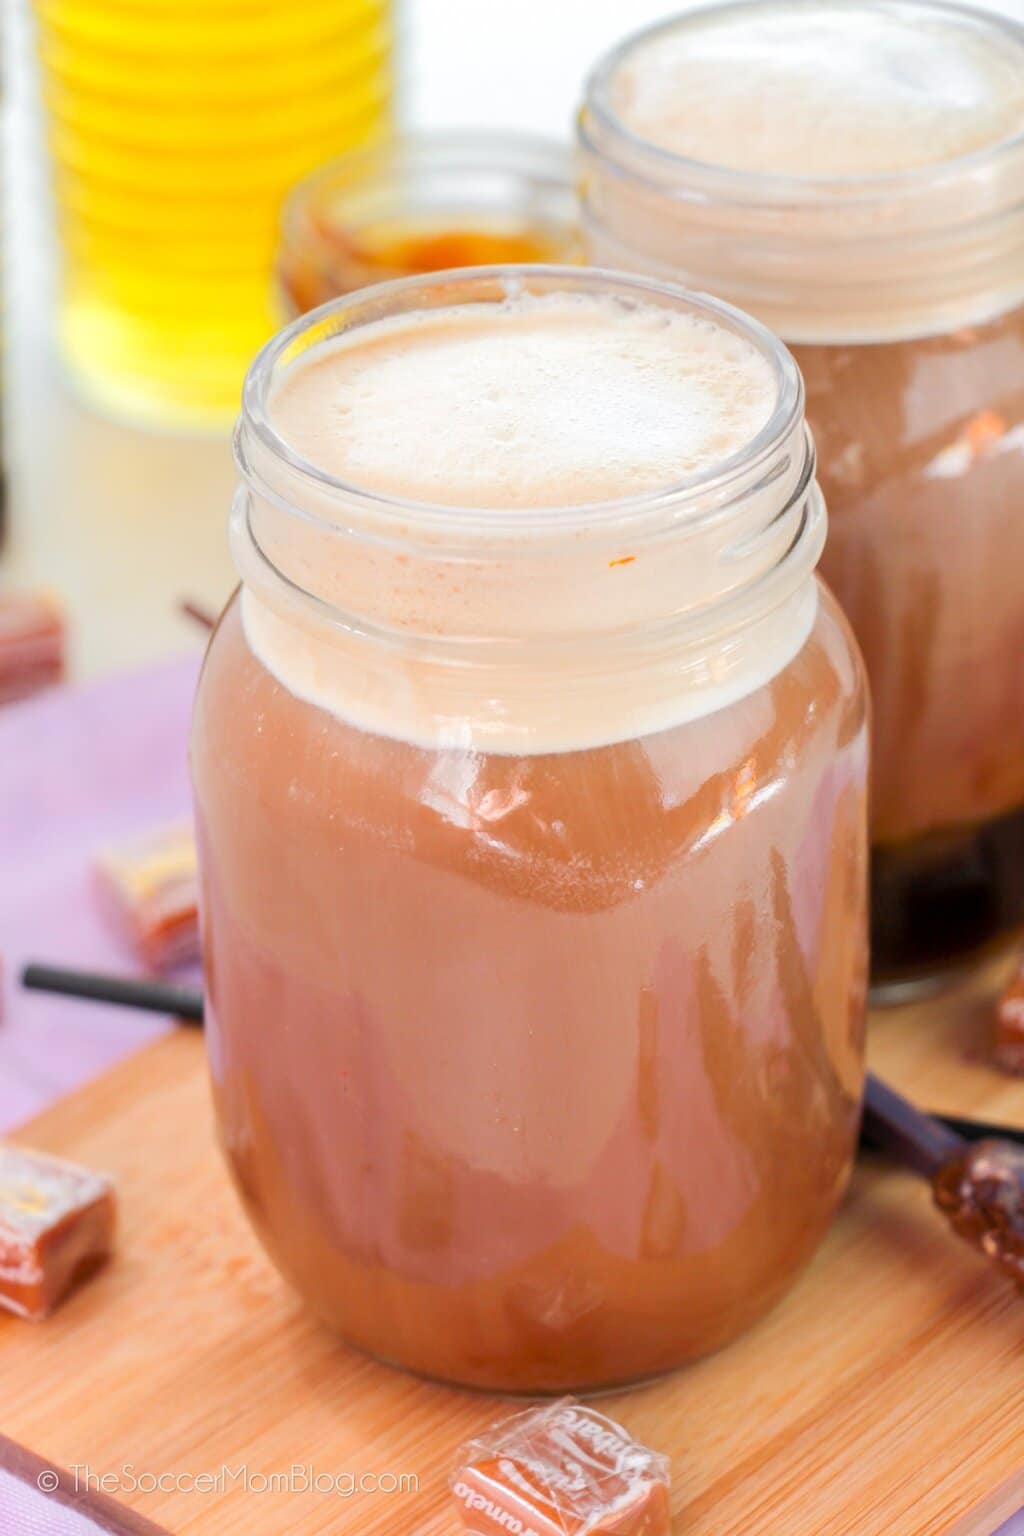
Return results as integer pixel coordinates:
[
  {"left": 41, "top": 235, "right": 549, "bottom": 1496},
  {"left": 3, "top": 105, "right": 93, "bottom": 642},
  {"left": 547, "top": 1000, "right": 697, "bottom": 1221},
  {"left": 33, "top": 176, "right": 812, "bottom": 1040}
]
[
  {"left": 276, "top": 131, "right": 580, "bottom": 316},
  {"left": 191, "top": 267, "right": 869, "bottom": 1392},
  {"left": 578, "top": 0, "right": 1024, "bottom": 985}
]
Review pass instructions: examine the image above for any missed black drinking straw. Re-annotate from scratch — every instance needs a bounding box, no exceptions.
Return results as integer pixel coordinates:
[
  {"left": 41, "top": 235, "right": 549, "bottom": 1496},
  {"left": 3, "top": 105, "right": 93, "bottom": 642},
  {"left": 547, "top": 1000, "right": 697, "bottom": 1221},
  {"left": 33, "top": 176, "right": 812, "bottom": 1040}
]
[
  {"left": 860, "top": 1071, "right": 966, "bottom": 1176},
  {"left": 17, "top": 961, "right": 1024, "bottom": 1149},
  {"left": 21, "top": 964, "right": 204, "bottom": 1024}
]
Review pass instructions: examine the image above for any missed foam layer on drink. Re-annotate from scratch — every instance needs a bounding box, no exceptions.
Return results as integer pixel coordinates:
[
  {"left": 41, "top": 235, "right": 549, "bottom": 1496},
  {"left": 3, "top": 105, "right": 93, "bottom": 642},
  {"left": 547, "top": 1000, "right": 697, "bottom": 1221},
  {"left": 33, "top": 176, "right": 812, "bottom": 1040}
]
[
  {"left": 583, "top": 2, "right": 1024, "bottom": 341},
  {"left": 609, "top": 3, "right": 1024, "bottom": 178},
  {"left": 238, "top": 290, "right": 821, "bottom": 752},
  {"left": 267, "top": 294, "right": 777, "bottom": 506}
]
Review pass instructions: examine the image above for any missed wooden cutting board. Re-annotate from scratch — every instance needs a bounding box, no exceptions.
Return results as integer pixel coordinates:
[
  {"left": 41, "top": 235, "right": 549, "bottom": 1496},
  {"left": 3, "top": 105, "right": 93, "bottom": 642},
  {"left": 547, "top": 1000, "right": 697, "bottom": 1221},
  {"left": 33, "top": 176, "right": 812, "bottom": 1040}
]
[{"left": 4, "top": 957, "right": 1024, "bottom": 1536}]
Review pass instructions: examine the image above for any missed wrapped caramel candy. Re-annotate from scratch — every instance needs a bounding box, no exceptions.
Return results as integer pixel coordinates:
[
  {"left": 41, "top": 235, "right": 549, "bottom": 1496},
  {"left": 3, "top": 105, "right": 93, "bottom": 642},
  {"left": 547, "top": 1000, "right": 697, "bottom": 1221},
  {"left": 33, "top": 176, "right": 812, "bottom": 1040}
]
[
  {"left": 0, "top": 1144, "right": 116, "bottom": 1319},
  {"left": 451, "top": 1399, "right": 671, "bottom": 1536},
  {"left": 95, "top": 821, "right": 199, "bottom": 972}
]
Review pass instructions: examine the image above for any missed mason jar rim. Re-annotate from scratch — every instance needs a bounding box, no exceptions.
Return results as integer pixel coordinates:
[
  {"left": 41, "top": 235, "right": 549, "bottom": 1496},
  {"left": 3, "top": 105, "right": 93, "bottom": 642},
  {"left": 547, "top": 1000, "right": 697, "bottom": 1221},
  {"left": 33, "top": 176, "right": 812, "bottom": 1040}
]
[
  {"left": 280, "top": 128, "right": 575, "bottom": 249},
  {"left": 582, "top": 0, "right": 1024, "bottom": 208},
  {"left": 237, "top": 262, "right": 805, "bottom": 535}
]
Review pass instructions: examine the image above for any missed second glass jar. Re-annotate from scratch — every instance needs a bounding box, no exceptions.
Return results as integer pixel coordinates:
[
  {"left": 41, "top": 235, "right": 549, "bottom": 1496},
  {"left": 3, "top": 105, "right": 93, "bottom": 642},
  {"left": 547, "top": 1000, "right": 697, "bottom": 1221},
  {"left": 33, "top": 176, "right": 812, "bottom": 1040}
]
[{"left": 578, "top": 0, "right": 1024, "bottom": 983}]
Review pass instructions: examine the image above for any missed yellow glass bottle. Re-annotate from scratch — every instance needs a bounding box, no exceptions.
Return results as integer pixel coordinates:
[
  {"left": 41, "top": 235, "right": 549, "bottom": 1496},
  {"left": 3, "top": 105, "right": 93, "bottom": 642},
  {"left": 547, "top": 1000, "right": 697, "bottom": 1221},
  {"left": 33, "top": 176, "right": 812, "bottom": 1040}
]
[{"left": 33, "top": 0, "right": 392, "bottom": 429}]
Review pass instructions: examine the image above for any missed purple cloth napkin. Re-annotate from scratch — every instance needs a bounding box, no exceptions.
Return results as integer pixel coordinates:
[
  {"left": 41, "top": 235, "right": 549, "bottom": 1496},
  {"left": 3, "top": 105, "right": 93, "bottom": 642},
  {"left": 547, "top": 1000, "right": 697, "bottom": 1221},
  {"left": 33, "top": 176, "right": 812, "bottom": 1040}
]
[
  {"left": 0, "top": 1435, "right": 169, "bottom": 1533},
  {"left": 0, "top": 654, "right": 200, "bottom": 1132}
]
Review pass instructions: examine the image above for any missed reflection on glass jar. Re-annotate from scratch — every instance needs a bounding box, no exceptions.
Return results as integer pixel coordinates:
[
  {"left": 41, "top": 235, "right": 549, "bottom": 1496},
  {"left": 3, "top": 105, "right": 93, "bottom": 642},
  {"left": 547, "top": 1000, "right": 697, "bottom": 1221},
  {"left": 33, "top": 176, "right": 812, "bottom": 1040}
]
[
  {"left": 578, "top": 0, "right": 1024, "bottom": 984},
  {"left": 191, "top": 268, "right": 868, "bottom": 1392}
]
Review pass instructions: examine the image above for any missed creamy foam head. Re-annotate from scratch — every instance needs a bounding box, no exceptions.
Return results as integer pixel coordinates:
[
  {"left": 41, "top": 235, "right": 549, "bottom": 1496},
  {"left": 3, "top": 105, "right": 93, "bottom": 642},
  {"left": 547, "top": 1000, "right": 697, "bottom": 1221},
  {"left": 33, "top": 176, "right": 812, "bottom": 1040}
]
[
  {"left": 583, "top": 2, "right": 1024, "bottom": 341},
  {"left": 236, "top": 283, "right": 821, "bottom": 753},
  {"left": 609, "top": 2, "right": 1024, "bottom": 178},
  {"left": 267, "top": 293, "right": 776, "bottom": 507}
]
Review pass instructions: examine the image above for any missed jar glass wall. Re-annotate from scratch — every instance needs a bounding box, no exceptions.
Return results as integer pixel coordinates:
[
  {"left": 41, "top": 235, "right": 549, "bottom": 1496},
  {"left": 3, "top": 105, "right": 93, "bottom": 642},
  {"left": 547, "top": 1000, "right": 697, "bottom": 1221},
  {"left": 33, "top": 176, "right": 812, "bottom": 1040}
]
[
  {"left": 191, "top": 267, "right": 869, "bottom": 1391},
  {"left": 578, "top": 0, "right": 1024, "bottom": 984}
]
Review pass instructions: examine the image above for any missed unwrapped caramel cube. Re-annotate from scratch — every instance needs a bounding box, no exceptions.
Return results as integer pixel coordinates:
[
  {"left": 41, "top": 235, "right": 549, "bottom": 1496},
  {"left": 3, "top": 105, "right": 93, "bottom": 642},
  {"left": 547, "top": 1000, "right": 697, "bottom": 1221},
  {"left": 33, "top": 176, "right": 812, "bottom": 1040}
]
[
  {"left": 95, "top": 821, "right": 199, "bottom": 972},
  {"left": 0, "top": 1144, "right": 116, "bottom": 1319},
  {"left": 451, "top": 1399, "right": 671, "bottom": 1536}
]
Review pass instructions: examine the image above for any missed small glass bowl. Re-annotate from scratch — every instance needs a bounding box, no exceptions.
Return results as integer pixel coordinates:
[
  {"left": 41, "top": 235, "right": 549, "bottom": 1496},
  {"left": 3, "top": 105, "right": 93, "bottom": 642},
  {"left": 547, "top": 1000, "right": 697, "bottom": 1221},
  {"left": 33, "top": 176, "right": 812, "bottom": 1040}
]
[{"left": 276, "top": 131, "right": 580, "bottom": 315}]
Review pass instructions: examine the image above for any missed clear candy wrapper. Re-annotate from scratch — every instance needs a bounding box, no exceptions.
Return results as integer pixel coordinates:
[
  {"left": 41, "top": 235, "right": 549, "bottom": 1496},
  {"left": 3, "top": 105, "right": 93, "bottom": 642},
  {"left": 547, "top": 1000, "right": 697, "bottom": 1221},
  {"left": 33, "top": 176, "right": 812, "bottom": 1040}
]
[
  {"left": 0, "top": 1144, "right": 116, "bottom": 1320},
  {"left": 450, "top": 1398, "right": 671, "bottom": 1536},
  {"left": 95, "top": 821, "right": 199, "bottom": 972}
]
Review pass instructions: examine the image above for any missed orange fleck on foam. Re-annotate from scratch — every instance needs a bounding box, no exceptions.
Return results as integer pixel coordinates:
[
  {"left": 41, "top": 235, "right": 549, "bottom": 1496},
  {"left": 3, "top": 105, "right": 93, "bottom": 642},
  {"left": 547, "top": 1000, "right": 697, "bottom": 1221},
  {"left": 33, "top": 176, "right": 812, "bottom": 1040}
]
[{"left": 609, "top": 556, "right": 636, "bottom": 568}]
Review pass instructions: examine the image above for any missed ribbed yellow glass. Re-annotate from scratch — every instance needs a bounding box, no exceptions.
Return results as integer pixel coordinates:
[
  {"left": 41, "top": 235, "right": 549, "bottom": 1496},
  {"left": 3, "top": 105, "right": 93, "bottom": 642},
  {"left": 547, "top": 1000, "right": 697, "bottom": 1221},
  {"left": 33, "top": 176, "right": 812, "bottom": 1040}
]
[{"left": 33, "top": 0, "right": 392, "bottom": 428}]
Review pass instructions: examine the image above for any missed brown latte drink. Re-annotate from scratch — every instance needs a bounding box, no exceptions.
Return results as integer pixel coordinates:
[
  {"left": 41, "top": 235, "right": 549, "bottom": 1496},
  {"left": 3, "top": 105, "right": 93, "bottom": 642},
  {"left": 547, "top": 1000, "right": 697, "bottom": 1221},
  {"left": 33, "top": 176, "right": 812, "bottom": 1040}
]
[
  {"left": 191, "top": 269, "right": 868, "bottom": 1390},
  {"left": 579, "top": 0, "right": 1024, "bottom": 980}
]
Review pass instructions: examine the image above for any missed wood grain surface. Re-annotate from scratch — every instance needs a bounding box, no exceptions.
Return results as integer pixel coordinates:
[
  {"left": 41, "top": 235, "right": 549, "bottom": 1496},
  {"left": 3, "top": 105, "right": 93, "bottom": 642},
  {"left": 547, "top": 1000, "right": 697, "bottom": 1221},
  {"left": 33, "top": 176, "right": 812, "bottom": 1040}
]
[{"left": 2, "top": 956, "right": 1023, "bottom": 1536}]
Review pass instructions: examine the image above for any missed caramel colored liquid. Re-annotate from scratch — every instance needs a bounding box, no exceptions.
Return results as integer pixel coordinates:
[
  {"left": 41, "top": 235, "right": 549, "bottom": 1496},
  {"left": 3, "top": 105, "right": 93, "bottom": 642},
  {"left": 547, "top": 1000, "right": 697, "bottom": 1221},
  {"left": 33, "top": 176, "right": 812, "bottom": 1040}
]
[
  {"left": 192, "top": 589, "right": 868, "bottom": 1391},
  {"left": 33, "top": 0, "right": 392, "bottom": 427},
  {"left": 279, "top": 219, "right": 575, "bottom": 317},
  {"left": 797, "top": 303, "right": 1024, "bottom": 974}
]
